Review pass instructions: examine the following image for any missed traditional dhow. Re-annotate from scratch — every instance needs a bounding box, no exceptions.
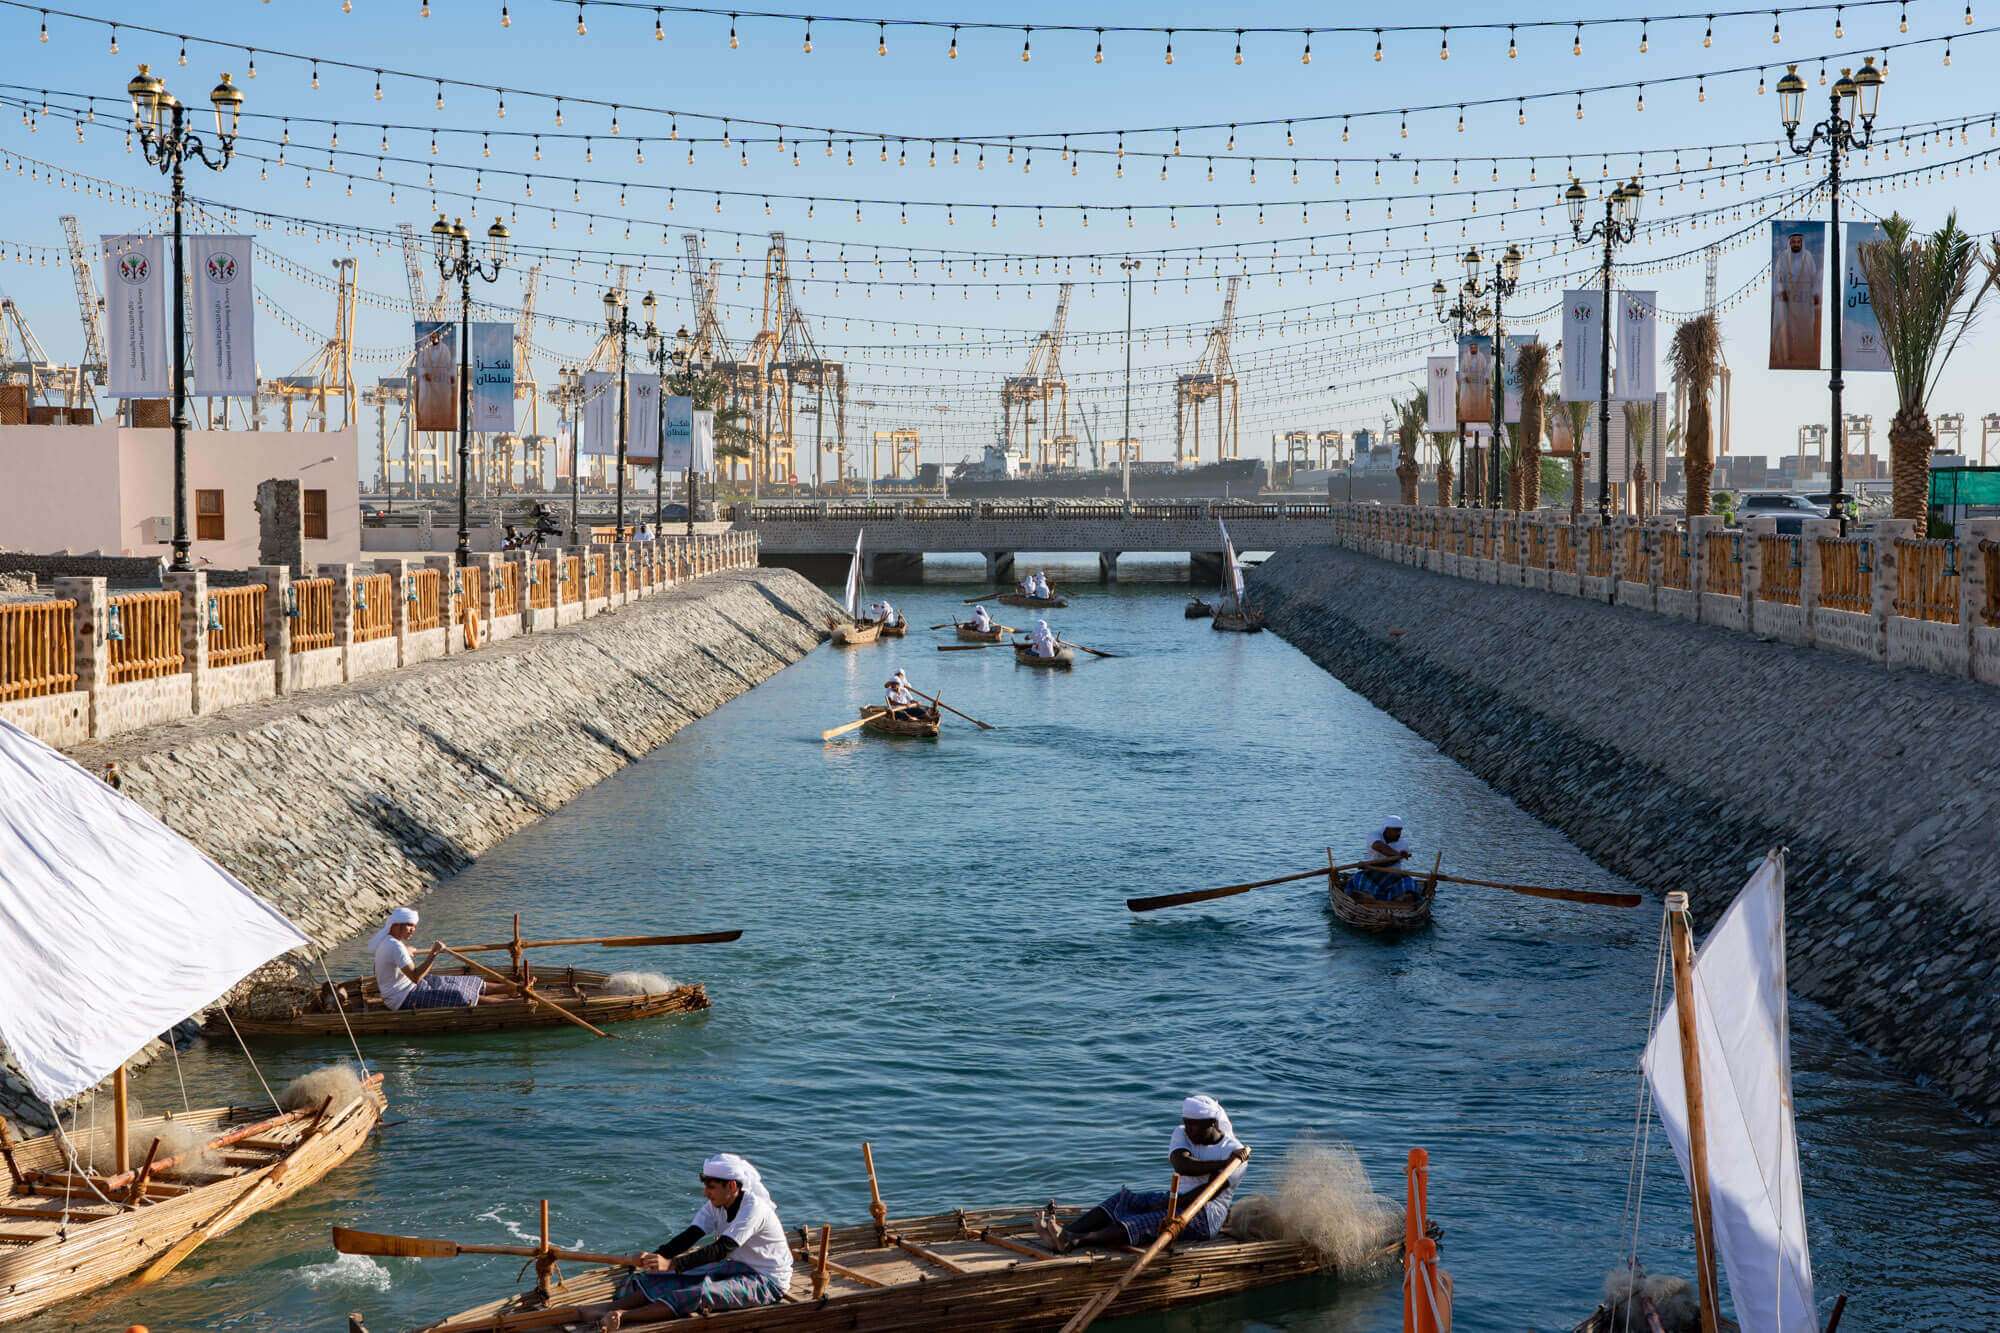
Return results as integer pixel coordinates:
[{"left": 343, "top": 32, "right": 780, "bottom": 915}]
[
  {"left": 1209, "top": 520, "right": 1265, "bottom": 632},
  {"left": 230, "top": 968, "right": 712, "bottom": 1039},
  {"left": 0, "top": 718, "right": 385, "bottom": 1325},
  {"left": 858, "top": 704, "right": 942, "bottom": 738},
  {"left": 996, "top": 592, "right": 1069, "bottom": 610},
  {"left": 340, "top": 1201, "right": 1389, "bottom": 1332},
  {"left": 1184, "top": 598, "right": 1215, "bottom": 619},
  {"left": 1210, "top": 608, "right": 1266, "bottom": 633},
  {"left": 828, "top": 529, "right": 883, "bottom": 646}
]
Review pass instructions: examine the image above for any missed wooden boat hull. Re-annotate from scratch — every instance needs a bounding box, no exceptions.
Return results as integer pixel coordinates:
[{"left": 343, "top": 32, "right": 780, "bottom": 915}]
[
  {"left": 416, "top": 1204, "right": 1383, "bottom": 1332},
  {"left": 996, "top": 593, "right": 1069, "bottom": 609},
  {"left": 1185, "top": 599, "right": 1215, "bottom": 619},
  {"left": 955, "top": 624, "right": 1007, "bottom": 642},
  {"left": 1211, "top": 610, "right": 1265, "bottom": 633},
  {"left": 0, "top": 1081, "right": 385, "bottom": 1326},
  {"left": 829, "top": 619, "right": 882, "bottom": 646},
  {"left": 1329, "top": 872, "right": 1436, "bottom": 933},
  {"left": 859, "top": 705, "right": 941, "bottom": 738},
  {"left": 879, "top": 621, "right": 908, "bottom": 638},
  {"left": 1012, "top": 644, "right": 1076, "bottom": 669},
  {"left": 228, "top": 970, "right": 710, "bottom": 1039}
]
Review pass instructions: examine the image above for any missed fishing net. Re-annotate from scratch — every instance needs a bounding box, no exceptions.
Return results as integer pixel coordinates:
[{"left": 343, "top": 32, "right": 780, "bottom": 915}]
[
  {"left": 279, "top": 1063, "right": 367, "bottom": 1113},
  {"left": 602, "top": 970, "right": 677, "bottom": 995},
  {"left": 1221, "top": 1137, "right": 1402, "bottom": 1270}
]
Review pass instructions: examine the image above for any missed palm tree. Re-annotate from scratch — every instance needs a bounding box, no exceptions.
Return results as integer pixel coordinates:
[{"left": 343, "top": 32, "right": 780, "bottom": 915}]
[
  {"left": 1432, "top": 425, "right": 1456, "bottom": 507},
  {"left": 1393, "top": 389, "right": 1426, "bottom": 505},
  {"left": 1668, "top": 314, "right": 1722, "bottom": 519},
  {"left": 1562, "top": 399, "right": 1592, "bottom": 516},
  {"left": 1622, "top": 401, "right": 1654, "bottom": 519},
  {"left": 1857, "top": 212, "right": 1992, "bottom": 521},
  {"left": 1514, "top": 343, "right": 1552, "bottom": 510}
]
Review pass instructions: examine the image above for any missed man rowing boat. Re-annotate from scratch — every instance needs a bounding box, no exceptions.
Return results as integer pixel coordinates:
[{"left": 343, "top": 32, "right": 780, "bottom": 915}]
[
  {"left": 1030, "top": 571, "right": 1052, "bottom": 599},
  {"left": 575, "top": 1154, "right": 792, "bottom": 1329},
  {"left": 1352, "top": 817, "right": 1422, "bottom": 900},
  {"left": 868, "top": 599, "right": 901, "bottom": 629},
  {"left": 969, "top": 605, "right": 994, "bottom": 633},
  {"left": 1037, "top": 1094, "right": 1248, "bottom": 1253},
  {"left": 370, "top": 908, "right": 484, "bottom": 1011},
  {"left": 883, "top": 670, "right": 926, "bottom": 721},
  {"left": 1027, "top": 620, "right": 1059, "bottom": 659}
]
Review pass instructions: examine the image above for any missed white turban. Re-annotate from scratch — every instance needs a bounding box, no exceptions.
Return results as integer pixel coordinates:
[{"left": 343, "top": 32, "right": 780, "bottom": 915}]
[
  {"left": 1181, "top": 1094, "right": 1234, "bottom": 1141},
  {"left": 702, "top": 1153, "right": 772, "bottom": 1207},
  {"left": 1036, "top": 620, "right": 1050, "bottom": 633},
  {"left": 1381, "top": 816, "right": 1405, "bottom": 831},
  {"left": 367, "top": 907, "right": 419, "bottom": 952}
]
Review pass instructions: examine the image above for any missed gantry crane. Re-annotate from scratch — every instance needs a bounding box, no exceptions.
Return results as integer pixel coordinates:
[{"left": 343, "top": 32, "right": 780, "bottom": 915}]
[
  {"left": 1174, "top": 276, "right": 1241, "bottom": 465},
  {"left": 774, "top": 268, "right": 846, "bottom": 490},
  {"left": 263, "top": 257, "right": 357, "bottom": 433},
  {"left": 1001, "top": 283, "right": 1072, "bottom": 471},
  {"left": 60, "top": 215, "right": 106, "bottom": 417},
  {"left": 0, "top": 295, "right": 61, "bottom": 416},
  {"left": 682, "top": 233, "right": 733, "bottom": 368},
  {"left": 1316, "top": 430, "right": 1344, "bottom": 468}
]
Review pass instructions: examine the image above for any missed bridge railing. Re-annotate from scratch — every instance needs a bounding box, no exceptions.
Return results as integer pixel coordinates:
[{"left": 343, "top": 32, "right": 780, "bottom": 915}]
[{"left": 729, "top": 499, "right": 1333, "bottom": 523}]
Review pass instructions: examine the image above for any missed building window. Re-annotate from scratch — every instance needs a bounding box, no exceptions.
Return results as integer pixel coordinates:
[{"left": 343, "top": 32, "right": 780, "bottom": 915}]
[
  {"left": 195, "top": 489, "right": 224, "bottom": 541},
  {"left": 303, "top": 489, "right": 328, "bottom": 540}
]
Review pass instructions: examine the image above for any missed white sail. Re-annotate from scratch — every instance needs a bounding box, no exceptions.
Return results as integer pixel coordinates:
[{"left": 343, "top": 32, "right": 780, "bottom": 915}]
[
  {"left": 0, "top": 720, "right": 309, "bottom": 1107},
  {"left": 1218, "top": 520, "right": 1246, "bottom": 610},
  {"left": 844, "top": 528, "right": 864, "bottom": 618},
  {"left": 1641, "top": 850, "right": 1815, "bottom": 1333}
]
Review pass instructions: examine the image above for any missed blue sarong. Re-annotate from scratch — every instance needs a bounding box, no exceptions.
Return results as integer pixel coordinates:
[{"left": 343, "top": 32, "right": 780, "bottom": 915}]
[
  {"left": 399, "top": 975, "right": 485, "bottom": 1010},
  {"left": 1351, "top": 868, "right": 1422, "bottom": 901},
  {"left": 618, "top": 1259, "right": 785, "bottom": 1316},
  {"left": 1096, "top": 1183, "right": 1232, "bottom": 1246}
]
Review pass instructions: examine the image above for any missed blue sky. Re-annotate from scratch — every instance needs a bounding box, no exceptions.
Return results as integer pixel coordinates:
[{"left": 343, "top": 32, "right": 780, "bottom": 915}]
[{"left": 2, "top": 0, "right": 1998, "bottom": 477}]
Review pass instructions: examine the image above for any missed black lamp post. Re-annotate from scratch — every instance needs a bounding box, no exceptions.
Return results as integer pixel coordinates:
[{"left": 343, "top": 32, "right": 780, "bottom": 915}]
[
  {"left": 1780, "top": 57, "right": 1883, "bottom": 535},
  {"left": 1568, "top": 177, "right": 1644, "bottom": 524},
  {"left": 602, "top": 289, "right": 650, "bottom": 544},
  {"left": 128, "top": 64, "right": 244, "bottom": 572},
  {"left": 1432, "top": 276, "right": 1492, "bottom": 506},
  {"left": 430, "top": 213, "right": 509, "bottom": 565},
  {"left": 642, "top": 304, "right": 670, "bottom": 533},
  {"left": 1461, "top": 244, "right": 1524, "bottom": 509}
]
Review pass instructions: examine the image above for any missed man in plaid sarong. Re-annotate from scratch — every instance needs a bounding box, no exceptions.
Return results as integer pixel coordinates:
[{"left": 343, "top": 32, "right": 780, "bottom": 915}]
[{"left": 1354, "top": 818, "right": 1422, "bottom": 900}]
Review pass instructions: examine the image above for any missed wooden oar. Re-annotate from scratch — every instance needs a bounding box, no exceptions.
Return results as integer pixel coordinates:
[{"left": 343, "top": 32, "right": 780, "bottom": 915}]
[
  {"left": 901, "top": 684, "right": 994, "bottom": 730},
  {"left": 935, "top": 642, "right": 1012, "bottom": 652},
  {"left": 822, "top": 715, "right": 874, "bottom": 740},
  {"left": 333, "top": 1225, "right": 647, "bottom": 1268},
  {"left": 136, "top": 1161, "right": 289, "bottom": 1284},
  {"left": 1056, "top": 637, "right": 1123, "bottom": 659},
  {"left": 1127, "top": 863, "right": 1369, "bottom": 913},
  {"left": 1058, "top": 1152, "right": 1251, "bottom": 1333},
  {"left": 962, "top": 591, "right": 1012, "bottom": 604},
  {"left": 1430, "top": 871, "right": 1641, "bottom": 908},
  {"left": 452, "top": 930, "right": 743, "bottom": 953},
  {"left": 438, "top": 945, "right": 614, "bottom": 1038}
]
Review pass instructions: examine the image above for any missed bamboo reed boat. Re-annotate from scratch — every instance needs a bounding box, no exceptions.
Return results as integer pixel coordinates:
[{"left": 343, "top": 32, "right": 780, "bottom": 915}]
[
  {"left": 1013, "top": 643, "right": 1076, "bottom": 669},
  {"left": 829, "top": 619, "right": 883, "bottom": 646},
  {"left": 858, "top": 704, "right": 941, "bottom": 738},
  {"left": 955, "top": 623, "right": 1008, "bottom": 642},
  {"left": 228, "top": 969, "right": 711, "bottom": 1039},
  {"left": 996, "top": 592, "right": 1069, "bottom": 609},
  {"left": 879, "top": 620, "right": 908, "bottom": 638},
  {"left": 1329, "top": 871, "right": 1436, "bottom": 933},
  {"left": 0, "top": 1078, "right": 385, "bottom": 1325},
  {"left": 1211, "top": 609, "right": 1265, "bottom": 633},
  {"left": 1210, "top": 521, "right": 1265, "bottom": 633},
  {"left": 359, "top": 1202, "right": 1383, "bottom": 1332},
  {"left": 1184, "top": 598, "right": 1215, "bottom": 619}
]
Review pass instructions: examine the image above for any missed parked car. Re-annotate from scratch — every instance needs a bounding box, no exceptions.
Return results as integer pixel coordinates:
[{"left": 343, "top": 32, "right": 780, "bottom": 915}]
[{"left": 1735, "top": 491, "right": 1827, "bottom": 534}]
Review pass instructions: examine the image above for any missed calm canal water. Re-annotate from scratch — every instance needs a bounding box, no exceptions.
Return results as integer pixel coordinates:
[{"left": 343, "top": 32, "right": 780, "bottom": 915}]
[{"left": 60, "top": 561, "right": 1997, "bottom": 1332}]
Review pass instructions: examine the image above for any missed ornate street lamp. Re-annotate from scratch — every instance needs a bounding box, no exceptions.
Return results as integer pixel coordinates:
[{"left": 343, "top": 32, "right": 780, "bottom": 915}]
[
  {"left": 1781, "top": 56, "right": 1883, "bottom": 534},
  {"left": 432, "top": 213, "right": 508, "bottom": 564},
  {"left": 1460, "top": 244, "right": 1521, "bottom": 507},
  {"left": 128, "top": 65, "right": 244, "bottom": 571},
  {"left": 602, "top": 289, "right": 650, "bottom": 543},
  {"left": 641, "top": 295, "right": 672, "bottom": 533},
  {"left": 1434, "top": 276, "right": 1492, "bottom": 506},
  {"left": 1570, "top": 178, "right": 1643, "bottom": 523}
]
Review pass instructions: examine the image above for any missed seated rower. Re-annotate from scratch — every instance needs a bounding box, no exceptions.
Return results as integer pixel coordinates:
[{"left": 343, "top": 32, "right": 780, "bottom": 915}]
[
  {"left": 1017, "top": 575, "right": 1035, "bottom": 597},
  {"left": 1353, "top": 817, "right": 1422, "bottom": 900},
  {"left": 1031, "top": 571, "right": 1052, "bottom": 599},
  {"left": 576, "top": 1154, "right": 792, "bottom": 1330},
  {"left": 1028, "top": 619, "right": 1060, "bottom": 658},
  {"left": 970, "top": 605, "right": 995, "bottom": 633},
  {"left": 868, "top": 599, "right": 900, "bottom": 628},
  {"left": 884, "top": 670, "right": 924, "bottom": 720},
  {"left": 1040, "top": 1094, "right": 1249, "bottom": 1253},
  {"left": 370, "top": 908, "right": 484, "bottom": 1011}
]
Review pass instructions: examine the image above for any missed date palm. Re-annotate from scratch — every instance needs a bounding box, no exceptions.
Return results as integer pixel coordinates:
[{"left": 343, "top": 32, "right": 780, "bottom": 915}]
[
  {"left": 1856, "top": 212, "right": 1992, "bottom": 522},
  {"left": 1514, "top": 343, "right": 1552, "bottom": 510},
  {"left": 1562, "top": 399, "right": 1592, "bottom": 516},
  {"left": 1669, "top": 314, "right": 1722, "bottom": 519},
  {"left": 1393, "top": 389, "right": 1427, "bottom": 505},
  {"left": 1622, "top": 401, "right": 1654, "bottom": 519}
]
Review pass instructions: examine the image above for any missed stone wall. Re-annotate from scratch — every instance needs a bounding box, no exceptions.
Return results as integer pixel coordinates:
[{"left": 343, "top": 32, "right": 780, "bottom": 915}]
[
  {"left": 0, "top": 568, "right": 839, "bottom": 1131},
  {"left": 1249, "top": 545, "right": 2000, "bottom": 1123}
]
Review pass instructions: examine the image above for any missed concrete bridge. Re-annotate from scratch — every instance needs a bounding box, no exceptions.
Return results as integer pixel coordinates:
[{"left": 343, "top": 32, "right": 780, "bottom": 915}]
[{"left": 728, "top": 498, "right": 1335, "bottom": 582}]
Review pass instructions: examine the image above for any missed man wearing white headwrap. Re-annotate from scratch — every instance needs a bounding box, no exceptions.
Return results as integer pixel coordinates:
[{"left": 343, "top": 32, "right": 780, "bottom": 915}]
[
  {"left": 970, "top": 605, "right": 994, "bottom": 633},
  {"left": 368, "top": 908, "right": 484, "bottom": 1012},
  {"left": 1028, "top": 619, "right": 1058, "bottom": 658},
  {"left": 1038, "top": 1094, "right": 1249, "bottom": 1255},
  {"left": 576, "top": 1153, "right": 792, "bottom": 1329},
  {"left": 1354, "top": 818, "right": 1423, "bottom": 901}
]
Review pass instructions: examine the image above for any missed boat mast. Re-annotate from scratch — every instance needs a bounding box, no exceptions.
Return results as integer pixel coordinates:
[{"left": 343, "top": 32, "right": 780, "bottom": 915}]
[
  {"left": 1665, "top": 890, "right": 1722, "bottom": 1333},
  {"left": 112, "top": 1066, "right": 130, "bottom": 1173}
]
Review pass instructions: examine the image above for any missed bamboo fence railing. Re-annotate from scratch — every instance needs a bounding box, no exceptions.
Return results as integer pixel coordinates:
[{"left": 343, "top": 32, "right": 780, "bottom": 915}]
[
  {"left": 1758, "top": 535, "right": 1803, "bottom": 606},
  {"left": 106, "top": 591, "right": 184, "bottom": 683},
  {"left": 0, "top": 600, "right": 77, "bottom": 701},
  {"left": 352, "top": 574, "right": 394, "bottom": 642},
  {"left": 206, "top": 585, "right": 268, "bottom": 667},
  {"left": 294, "top": 578, "right": 336, "bottom": 651},
  {"left": 1893, "top": 538, "right": 1959, "bottom": 624},
  {"left": 1818, "top": 538, "right": 1871, "bottom": 613},
  {"left": 1703, "top": 532, "right": 1743, "bottom": 596},
  {"left": 409, "top": 568, "right": 443, "bottom": 632}
]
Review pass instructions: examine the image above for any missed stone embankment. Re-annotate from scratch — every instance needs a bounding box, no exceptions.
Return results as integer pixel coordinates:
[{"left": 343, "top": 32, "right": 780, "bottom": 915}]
[
  {"left": 0, "top": 568, "right": 839, "bottom": 1130},
  {"left": 1249, "top": 545, "right": 2000, "bottom": 1122}
]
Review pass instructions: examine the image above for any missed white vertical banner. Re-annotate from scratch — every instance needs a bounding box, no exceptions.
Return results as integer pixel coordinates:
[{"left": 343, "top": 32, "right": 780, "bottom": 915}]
[
  {"left": 102, "top": 235, "right": 168, "bottom": 398},
  {"left": 692, "top": 409, "right": 715, "bottom": 471},
  {"left": 1425, "top": 357, "right": 1457, "bottom": 432},
  {"left": 625, "top": 375, "right": 662, "bottom": 463},
  {"left": 187, "top": 236, "right": 255, "bottom": 397},
  {"left": 1560, "top": 290, "right": 1605, "bottom": 403},
  {"left": 1503, "top": 334, "right": 1538, "bottom": 423},
  {"left": 581, "top": 371, "right": 616, "bottom": 456},
  {"left": 470, "top": 322, "right": 515, "bottom": 433},
  {"left": 1615, "top": 291, "right": 1658, "bottom": 402}
]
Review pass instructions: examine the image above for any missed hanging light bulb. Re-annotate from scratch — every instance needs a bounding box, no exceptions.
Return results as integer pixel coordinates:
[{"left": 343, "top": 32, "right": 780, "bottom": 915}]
[
  {"left": 1021, "top": 28, "right": 1031, "bottom": 61},
  {"left": 802, "top": 19, "right": 812, "bottom": 53},
  {"left": 1234, "top": 30, "right": 1243, "bottom": 64},
  {"left": 877, "top": 21, "right": 887, "bottom": 55},
  {"left": 1507, "top": 25, "right": 1518, "bottom": 57},
  {"left": 949, "top": 26, "right": 958, "bottom": 58},
  {"left": 1440, "top": 28, "right": 1450, "bottom": 60},
  {"left": 729, "top": 15, "right": 739, "bottom": 48},
  {"left": 576, "top": 2, "right": 586, "bottom": 36}
]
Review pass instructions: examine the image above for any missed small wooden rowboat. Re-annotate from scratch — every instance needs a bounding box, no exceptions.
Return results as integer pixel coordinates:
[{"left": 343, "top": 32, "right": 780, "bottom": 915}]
[
  {"left": 879, "top": 620, "right": 909, "bottom": 638},
  {"left": 1185, "top": 598, "right": 1215, "bottom": 619},
  {"left": 1013, "top": 643, "right": 1076, "bottom": 669},
  {"left": 997, "top": 592, "right": 1069, "bottom": 609},
  {"left": 1211, "top": 609, "right": 1266, "bottom": 633},
  {"left": 859, "top": 704, "right": 941, "bottom": 738},
  {"left": 0, "top": 1078, "right": 386, "bottom": 1325},
  {"left": 829, "top": 618, "right": 883, "bottom": 646},
  {"left": 370, "top": 1202, "right": 1382, "bottom": 1332},
  {"left": 228, "top": 968, "right": 711, "bottom": 1039},
  {"left": 1329, "top": 870, "right": 1436, "bottom": 933},
  {"left": 955, "top": 622, "right": 1008, "bottom": 642}
]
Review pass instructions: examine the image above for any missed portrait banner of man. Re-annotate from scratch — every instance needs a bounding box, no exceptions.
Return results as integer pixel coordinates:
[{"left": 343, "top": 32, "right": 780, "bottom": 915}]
[
  {"left": 413, "top": 321, "right": 458, "bottom": 432},
  {"left": 1770, "top": 220, "right": 1826, "bottom": 371},
  {"left": 1457, "top": 335, "right": 1494, "bottom": 425}
]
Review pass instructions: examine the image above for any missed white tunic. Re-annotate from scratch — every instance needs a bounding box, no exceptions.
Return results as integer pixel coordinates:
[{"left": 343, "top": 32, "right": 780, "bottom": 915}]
[
  {"left": 691, "top": 1191, "right": 794, "bottom": 1289},
  {"left": 372, "top": 935, "right": 417, "bottom": 1011},
  {"left": 971, "top": 609, "right": 992, "bottom": 630}
]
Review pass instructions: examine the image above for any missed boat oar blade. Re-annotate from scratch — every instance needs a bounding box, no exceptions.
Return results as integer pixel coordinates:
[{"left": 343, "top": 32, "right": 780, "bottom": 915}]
[
  {"left": 1433, "top": 872, "right": 1641, "bottom": 908},
  {"left": 595, "top": 930, "right": 743, "bottom": 947},
  {"left": 333, "top": 1226, "right": 463, "bottom": 1260},
  {"left": 936, "top": 643, "right": 1005, "bottom": 651},
  {"left": 1126, "top": 864, "right": 1362, "bottom": 913},
  {"left": 821, "top": 717, "right": 873, "bottom": 740}
]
